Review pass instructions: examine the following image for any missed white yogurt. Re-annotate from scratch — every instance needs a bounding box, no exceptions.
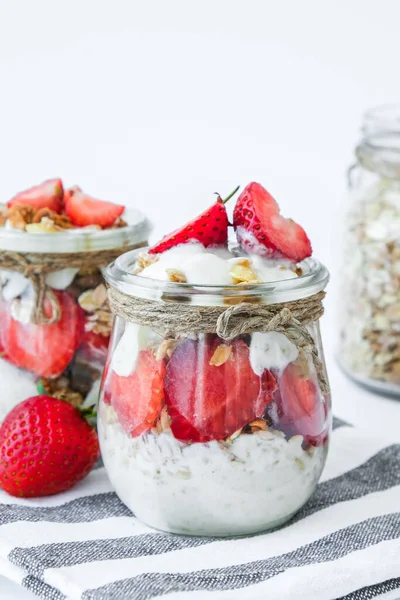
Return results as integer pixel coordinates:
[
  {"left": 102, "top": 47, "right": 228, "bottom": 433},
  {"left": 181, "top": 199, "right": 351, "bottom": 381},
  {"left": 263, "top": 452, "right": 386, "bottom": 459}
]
[
  {"left": 45, "top": 268, "right": 79, "bottom": 290},
  {"left": 10, "top": 287, "right": 35, "bottom": 324},
  {"left": 249, "top": 331, "right": 299, "bottom": 375},
  {"left": 0, "top": 268, "right": 80, "bottom": 303},
  {"left": 99, "top": 406, "right": 326, "bottom": 536},
  {"left": 0, "top": 271, "right": 30, "bottom": 301},
  {"left": 138, "top": 242, "right": 298, "bottom": 285},
  {"left": 111, "top": 323, "right": 162, "bottom": 377},
  {"left": 235, "top": 226, "right": 273, "bottom": 257}
]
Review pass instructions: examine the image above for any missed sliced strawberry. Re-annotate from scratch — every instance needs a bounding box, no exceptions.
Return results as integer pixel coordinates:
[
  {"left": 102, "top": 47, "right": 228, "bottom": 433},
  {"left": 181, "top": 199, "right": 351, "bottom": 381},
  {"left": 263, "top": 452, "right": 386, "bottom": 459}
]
[
  {"left": 168, "top": 404, "right": 213, "bottom": 444},
  {"left": 0, "top": 291, "right": 84, "bottom": 378},
  {"left": 109, "top": 350, "right": 165, "bottom": 437},
  {"left": 101, "top": 361, "right": 112, "bottom": 405},
  {"left": 164, "top": 336, "right": 274, "bottom": 443},
  {"left": 272, "top": 360, "right": 327, "bottom": 445},
  {"left": 63, "top": 185, "right": 82, "bottom": 205},
  {"left": 149, "top": 199, "right": 229, "bottom": 254},
  {"left": 233, "top": 182, "right": 312, "bottom": 262},
  {"left": 7, "top": 179, "right": 64, "bottom": 214},
  {"left": 78, "top": 329, "right": 110, "bottom": 366},
  {"left": 65, "top": 191, "right": 124, "bottom": 228}
]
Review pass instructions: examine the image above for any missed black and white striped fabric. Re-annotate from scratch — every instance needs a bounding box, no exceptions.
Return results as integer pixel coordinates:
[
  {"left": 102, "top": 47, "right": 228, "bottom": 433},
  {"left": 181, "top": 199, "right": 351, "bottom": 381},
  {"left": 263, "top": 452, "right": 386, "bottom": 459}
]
[{"left": 0, "top": 416, "right": 400, "bottom": 600}]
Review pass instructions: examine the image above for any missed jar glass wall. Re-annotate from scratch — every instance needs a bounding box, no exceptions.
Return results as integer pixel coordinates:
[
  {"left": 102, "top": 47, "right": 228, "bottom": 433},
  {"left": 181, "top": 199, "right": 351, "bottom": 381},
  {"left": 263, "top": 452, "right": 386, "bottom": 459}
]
[
  {"left": 0, "top": 210, "right": 150, "bottom": 420},
  {"left": 339, "top": 105, "right": 400, "bottom": 395},
  {"left": 99, "top": 249, "right": 331, "bottom": 537}
]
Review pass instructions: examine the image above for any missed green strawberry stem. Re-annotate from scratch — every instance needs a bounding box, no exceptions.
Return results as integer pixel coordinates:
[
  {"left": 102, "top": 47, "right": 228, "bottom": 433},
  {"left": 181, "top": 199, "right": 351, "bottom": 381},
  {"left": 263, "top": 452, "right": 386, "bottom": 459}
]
[
  {"left": 36, "top": 380, "right": 46, "bottom": 394},
  {"left": 222, "top": 185, "right": 240, "bottom": 204},
  {"left": 79, "top": 406, "right": 97, "bottom": 420}
]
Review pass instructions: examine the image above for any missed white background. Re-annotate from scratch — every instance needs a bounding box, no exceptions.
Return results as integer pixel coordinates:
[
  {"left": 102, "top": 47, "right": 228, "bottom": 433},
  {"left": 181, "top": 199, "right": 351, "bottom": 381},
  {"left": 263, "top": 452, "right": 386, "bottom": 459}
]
[{"left": 1, "top": 0, "right": 400, "bottom": 597}]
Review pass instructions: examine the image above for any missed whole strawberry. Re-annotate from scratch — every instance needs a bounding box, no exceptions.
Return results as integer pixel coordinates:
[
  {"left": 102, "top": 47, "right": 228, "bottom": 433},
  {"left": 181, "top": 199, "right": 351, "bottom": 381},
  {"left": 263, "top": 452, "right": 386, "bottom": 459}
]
[{"left": 0, "top": 396, "right": 99, "bottom": 498}]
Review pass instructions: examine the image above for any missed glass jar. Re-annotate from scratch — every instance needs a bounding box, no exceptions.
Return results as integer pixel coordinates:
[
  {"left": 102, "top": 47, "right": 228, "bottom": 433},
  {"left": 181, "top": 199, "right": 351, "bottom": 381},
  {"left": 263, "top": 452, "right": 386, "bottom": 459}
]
[
  {"left": 339, "top": 105, "right": 400, "bottom": 395},
  {"left": 0, "top": 209, "right": 151, "bottom": 421},
  {"left": 99, "top": 248, "right": 331, "bottom": 537}
]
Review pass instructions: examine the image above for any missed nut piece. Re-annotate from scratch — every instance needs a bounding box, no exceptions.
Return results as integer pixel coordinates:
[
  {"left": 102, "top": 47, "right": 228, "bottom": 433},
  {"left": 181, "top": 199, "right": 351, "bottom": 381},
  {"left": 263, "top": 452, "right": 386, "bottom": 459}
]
[
  {"left": 92, "top": 283, "right": 108, "bottom": 306},
  {"left": 247, "top": 419, "right": 268, "bottom": 433},
  {"left": 209, "top": 343, "right": 232, "bottom": 366},
  {"left": 0, "top": 209, "right": 7, "bottom": 227},
  {"left": 134, "top": 252, "right": 159, "bottom": 274},
  {"left": 79, "top": 283, "right": 112, "bottom": 337},
  {"left": 39, "top": 376, "right": 84, "bottom": 407},
  {"left": 230, "top": 263, "right": 259, "bottom": 284},
  {"left": 9, "top": 205, "right": 74, "bottom": 232},
  {"left": 53, "top": 390, "right": 84, "bottom": 407},
  {"left": 109, "top": 217, "right": 128, "bottom": 229},
  {"left": 32, "top": 208, "right": 74, "bottom": 230},
  {"left": 85, "top": 310, "right": 113, "bottom": 336},
  {"left": 8, "top": 205, "right": 35, "bottom": 230},
  {"left": 225, "top": 428, "right": 243, "bottom": 443},
  {"left": 152, "top": 406, "right": 172, "bottom": 434},
  {"left": 78, "top": 284, "right": 108, "bottom": 312},
  {"left": 26, "top": 217, "right": 59, "bottom": 233},
  {"left": 166, "top": 269, "right": 187, "bottom": 283},
  {"left": 156, "top": 339, "right": 177, "bottom": 360}
]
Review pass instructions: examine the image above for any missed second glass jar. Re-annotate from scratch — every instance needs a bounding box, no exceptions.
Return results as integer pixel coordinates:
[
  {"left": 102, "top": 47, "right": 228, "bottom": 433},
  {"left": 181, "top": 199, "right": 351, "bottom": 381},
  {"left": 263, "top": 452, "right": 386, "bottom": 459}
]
[{"left": 339, "top": 104, "right": 400, "bottom": 396}]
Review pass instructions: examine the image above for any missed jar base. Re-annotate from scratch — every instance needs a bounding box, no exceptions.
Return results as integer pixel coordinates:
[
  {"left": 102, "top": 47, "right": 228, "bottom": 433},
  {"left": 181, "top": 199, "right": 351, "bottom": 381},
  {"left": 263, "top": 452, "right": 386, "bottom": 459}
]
[
  {"left": 337, "top": 356, "right": 400, "bottom": 399},
  {"left": 120, "top": 503, "right": 300, "bottom": 538}
]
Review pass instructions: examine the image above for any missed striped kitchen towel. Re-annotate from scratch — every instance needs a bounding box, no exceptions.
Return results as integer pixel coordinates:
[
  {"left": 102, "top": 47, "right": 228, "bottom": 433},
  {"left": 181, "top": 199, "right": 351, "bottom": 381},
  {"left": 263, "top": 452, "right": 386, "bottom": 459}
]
[{"left": 0, "top": 416, "right": 399, "bottom": 600}]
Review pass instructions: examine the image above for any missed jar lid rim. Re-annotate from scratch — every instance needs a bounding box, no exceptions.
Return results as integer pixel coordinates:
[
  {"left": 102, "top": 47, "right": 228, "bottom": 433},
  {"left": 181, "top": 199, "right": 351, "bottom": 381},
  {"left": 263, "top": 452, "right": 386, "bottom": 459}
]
[
  {"left": 105, "top": 247, "right": 330, "bottom": 306},
  {"left": 0, "top": 209, "right": 152, "bottom": 253}
]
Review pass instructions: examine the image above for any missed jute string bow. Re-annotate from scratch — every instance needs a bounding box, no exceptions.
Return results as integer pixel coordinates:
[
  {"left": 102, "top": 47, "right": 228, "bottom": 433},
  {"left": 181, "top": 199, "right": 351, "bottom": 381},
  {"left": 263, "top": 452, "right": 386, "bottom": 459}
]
[
  {"left": 108, "top": 287, "right": 329, "bottom": 394},
  {"left": 0, "top": 243, "right": 145, "bottom": 325}
]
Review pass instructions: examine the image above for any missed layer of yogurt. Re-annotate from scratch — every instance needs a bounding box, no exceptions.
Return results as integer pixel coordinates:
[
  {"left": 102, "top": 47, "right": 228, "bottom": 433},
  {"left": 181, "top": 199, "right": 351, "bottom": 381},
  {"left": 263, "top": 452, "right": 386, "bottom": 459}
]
[
  {"left": 112, "top": 322, "right": 298, "bottom": 380},
  {"left": 136, "top": 240, "right": 299, "bottom": 285},
  {"left": 99, "top": 404, "right": 326, "bottom": 536},
  {"left": 0, "top": 267, "right": 82, "bottom": 325}
]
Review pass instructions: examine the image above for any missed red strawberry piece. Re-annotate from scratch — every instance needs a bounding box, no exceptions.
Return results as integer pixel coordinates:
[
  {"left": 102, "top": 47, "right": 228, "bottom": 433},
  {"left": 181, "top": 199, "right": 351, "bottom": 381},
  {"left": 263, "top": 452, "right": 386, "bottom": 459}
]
[
  {"left": 7, "top": 179, "right": 64, "bottom": 214},
  {"left": 272, "top": 360, "right": 327, "bottom": 445},
  {"left": 233, "top": 182, "right": 312, "bottom": 262},
  {"left": 109, "top": 350, "right": 165, "bottom": 437},
  {"left": 63, "top": 185, "right": 82, "bottom": 205},
  {"left": 102, "top": 361, "right": 112, "bottom": 405},
  {"left": 78, "top": 329, "right": 110, "bottom": 366},
  {"left": 148, "top": 187, "right": 240, "bottom": 254},
  {"left": 0, "top": 395, "right": 99, "bottom": 497},
  {"left": 0, "top": 291, "right": 84, "bottom": 378},
  {"left": 65, "top": 190, "right": 124, "bottom": 228},
  {"left": 164, "top": 336, "right": 274, "bottom": 443}
]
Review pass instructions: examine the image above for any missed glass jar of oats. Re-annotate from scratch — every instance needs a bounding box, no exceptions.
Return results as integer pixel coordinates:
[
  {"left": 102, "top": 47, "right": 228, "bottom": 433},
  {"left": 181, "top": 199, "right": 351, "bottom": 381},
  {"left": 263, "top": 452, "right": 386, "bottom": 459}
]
[{"left": 339, "top": 105, "right": 400, "bottom": 395}]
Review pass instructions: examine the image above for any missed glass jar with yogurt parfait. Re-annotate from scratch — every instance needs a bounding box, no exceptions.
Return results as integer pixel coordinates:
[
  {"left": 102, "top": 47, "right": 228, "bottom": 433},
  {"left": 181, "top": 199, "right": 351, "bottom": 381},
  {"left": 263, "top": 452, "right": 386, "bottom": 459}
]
[
  {"left": 99, "top": 178, "right": 331, "bottom": 537},
  {"left": 339, "top": 105, "right": 400, "bottom": 395},
  {"left": 0, "top": 179, "right": 151, "bottom": 421}
]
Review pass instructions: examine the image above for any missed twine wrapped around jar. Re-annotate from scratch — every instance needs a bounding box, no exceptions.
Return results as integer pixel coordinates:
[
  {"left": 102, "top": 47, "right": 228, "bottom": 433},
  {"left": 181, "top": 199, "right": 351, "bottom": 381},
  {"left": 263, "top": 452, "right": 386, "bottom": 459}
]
[
  {"left": 107, "top": 287, "right": 330, "bottom": 394},
  {"left": 0, "top": 243, "right": 145, "bottom": 325}
]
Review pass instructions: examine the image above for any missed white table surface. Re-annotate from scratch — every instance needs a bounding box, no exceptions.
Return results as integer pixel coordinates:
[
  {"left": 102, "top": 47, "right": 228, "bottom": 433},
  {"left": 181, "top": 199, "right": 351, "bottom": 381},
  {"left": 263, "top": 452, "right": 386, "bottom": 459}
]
[
  {"left": 1, "top": 328, "right": 399, "bottom": 598},
  {"left": 1, "top": 0, "right": 400, "bottom": 597}
]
